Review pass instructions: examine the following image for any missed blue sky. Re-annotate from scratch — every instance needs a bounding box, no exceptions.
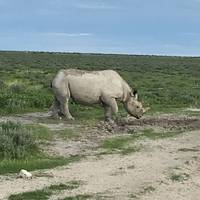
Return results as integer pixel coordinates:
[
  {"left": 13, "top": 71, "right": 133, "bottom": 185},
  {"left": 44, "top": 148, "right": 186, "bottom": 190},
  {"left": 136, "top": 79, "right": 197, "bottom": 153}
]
[{"left": 0, "top": 0, "right": 200, "bottom": 56}]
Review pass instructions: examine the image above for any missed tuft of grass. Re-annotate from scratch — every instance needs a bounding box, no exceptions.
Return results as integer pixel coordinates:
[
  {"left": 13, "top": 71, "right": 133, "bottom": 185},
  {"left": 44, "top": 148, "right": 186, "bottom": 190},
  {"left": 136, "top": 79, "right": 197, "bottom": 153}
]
[
  {"left": 170, "top": 172, "right": 190, "bottom": 182},
  {"left": 8, "top": 181, "right": 81, "bottom": 200},
  {"left": 49, "top": 181, "right": 80, "bottom": 191},
  {"left": 61, "top": 194, "right": 93, "bottom": 200},
  {"left": 129, "top": 193, "right": 138, "bottom": 199},
  {"left": 9, "top": 190, "right": 50, "bottom": 200},
  {"left": 140, "top": 128, "right": 181, "bottom": 140},
  {"left": 101, "top": 136, "right": 131, "bottom": 150},
  {"left": 100, "top": 135, "right": 140, "bottom": 155},
  {"left": 129, "top": 186, "right": 155, "bottom": 199},
  {"left": 178, "top": 147, "right": 199, "bottom": 152},
  {"left": 25, "top": 124, "right": 54, "bottom": 141},
  {"left": 142, "top": 186, "right": 156, "bottom": 193}
]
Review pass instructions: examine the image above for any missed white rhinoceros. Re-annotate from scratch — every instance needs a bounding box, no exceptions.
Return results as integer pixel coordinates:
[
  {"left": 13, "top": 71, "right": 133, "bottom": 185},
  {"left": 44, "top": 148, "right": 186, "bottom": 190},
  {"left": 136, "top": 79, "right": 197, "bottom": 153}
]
[{"left": 51, "top": 69, "right": 147, "bottom": 120}]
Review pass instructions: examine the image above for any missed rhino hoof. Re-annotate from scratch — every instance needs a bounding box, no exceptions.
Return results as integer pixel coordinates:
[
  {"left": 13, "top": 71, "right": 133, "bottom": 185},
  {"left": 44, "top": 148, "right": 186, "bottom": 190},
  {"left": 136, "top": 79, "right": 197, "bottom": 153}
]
[{"left": 68, "top": 116, "right": 75, "bottom": 120}]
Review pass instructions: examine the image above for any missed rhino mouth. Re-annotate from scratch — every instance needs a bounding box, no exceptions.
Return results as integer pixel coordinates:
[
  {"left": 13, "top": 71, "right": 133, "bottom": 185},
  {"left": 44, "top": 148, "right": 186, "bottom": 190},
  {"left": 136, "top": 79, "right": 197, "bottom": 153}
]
[
  {"left": 135, "top": 115, "right": 143, "bottom": 119},
  {"left": 129, "top": 114, "right": 142, "bottom": 119}
]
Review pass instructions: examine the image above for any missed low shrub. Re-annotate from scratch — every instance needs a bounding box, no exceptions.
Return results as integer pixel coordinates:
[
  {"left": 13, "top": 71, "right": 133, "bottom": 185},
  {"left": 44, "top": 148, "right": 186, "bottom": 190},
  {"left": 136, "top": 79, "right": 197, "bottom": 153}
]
[
  {"left": 9, "top": 83, "right": 25, "bottom": 93},
  {"left": 0, "top": 121, "right": 38, "bottom": 159}
]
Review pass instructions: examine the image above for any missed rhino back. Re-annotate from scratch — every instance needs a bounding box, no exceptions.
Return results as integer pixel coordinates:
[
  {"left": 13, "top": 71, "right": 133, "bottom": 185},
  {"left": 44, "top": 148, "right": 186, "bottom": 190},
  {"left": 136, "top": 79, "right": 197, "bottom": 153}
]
[{"left": 64, "top": 69, "right": 125, "bottom": 104}]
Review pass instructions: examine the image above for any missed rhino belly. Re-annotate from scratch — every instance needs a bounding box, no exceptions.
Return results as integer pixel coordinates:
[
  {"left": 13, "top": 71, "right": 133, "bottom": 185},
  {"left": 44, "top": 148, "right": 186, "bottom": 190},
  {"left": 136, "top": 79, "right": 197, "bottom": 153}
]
[{"left": 69, "top": 81, "right": 101, "bottom": 105}]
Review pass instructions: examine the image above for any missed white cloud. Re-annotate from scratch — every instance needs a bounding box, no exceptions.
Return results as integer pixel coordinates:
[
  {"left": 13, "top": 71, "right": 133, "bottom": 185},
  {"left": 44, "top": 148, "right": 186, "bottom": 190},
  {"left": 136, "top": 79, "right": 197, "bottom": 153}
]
[
  {"left": 74, "top": 2, "right": 116, "bottom": 10},
  {"left": 41, "top": 32, "right": 93, "bottom": 37}
]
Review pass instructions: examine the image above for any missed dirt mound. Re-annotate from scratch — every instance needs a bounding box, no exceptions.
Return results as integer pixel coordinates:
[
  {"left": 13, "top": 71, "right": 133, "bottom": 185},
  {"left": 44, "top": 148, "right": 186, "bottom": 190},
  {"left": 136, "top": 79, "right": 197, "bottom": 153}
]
[{"left": 117, "top": 116, "right": 200, "bottom": 130}]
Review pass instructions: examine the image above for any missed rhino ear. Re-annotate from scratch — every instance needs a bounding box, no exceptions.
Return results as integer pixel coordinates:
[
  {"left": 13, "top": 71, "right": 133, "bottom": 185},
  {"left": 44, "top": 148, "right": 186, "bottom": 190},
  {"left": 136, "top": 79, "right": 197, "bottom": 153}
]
[
  {"left": 132, "top": 89, "right": 138, "bottom": 100},
  {"left": 130, "top": 92, "right": 134, "bottom": 97},
  {"left": 134, "top": 93, "right": 138, "bottom": 100}
]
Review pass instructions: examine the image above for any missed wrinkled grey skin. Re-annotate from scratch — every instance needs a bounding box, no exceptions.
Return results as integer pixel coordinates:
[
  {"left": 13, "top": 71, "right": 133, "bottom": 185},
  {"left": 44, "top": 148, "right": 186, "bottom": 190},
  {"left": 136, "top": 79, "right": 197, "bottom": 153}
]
[{"left": 51, "top": 69, "right": 147, "bottom": 120}]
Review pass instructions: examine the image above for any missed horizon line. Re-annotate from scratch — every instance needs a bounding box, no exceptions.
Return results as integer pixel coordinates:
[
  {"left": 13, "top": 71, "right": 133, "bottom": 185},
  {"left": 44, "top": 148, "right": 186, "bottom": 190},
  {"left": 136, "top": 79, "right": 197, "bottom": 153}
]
[{"left": 0, "top": 49, "right": 200, "bottom": 58}]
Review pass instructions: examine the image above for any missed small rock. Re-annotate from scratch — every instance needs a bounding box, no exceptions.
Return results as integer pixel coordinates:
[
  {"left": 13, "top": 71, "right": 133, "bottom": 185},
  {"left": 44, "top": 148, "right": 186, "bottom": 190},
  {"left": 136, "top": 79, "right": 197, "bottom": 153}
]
[{"left": 18, "top": 169, "right": 32, "bottom": 179}]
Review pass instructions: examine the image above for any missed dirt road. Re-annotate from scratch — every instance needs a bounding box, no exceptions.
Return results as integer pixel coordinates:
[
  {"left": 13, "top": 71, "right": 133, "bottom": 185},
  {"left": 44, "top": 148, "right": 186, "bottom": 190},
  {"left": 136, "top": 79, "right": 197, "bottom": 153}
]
[{"left": 0, "top": 113, "right": 200, "bottom": 199}]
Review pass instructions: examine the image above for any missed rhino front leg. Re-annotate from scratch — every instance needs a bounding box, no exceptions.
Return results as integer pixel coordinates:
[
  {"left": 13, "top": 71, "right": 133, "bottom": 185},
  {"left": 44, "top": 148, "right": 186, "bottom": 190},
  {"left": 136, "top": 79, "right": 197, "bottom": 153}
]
[{"left": 101, "top": 94, "right": 118, "bottom": 120}]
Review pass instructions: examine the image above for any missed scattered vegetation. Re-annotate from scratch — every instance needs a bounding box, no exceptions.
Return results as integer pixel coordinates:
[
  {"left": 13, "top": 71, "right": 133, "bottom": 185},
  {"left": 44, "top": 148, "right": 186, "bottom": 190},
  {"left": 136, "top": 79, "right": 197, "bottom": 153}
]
[
  {"left": 178, "top": 147, "right": 199, "bottom": 152},
  {"left": 142, "top": 186, "right": 156, "bottom": 194},
  {"left": 170, "top": 172, "right": 190, "bottom": 182},
  {"left": 100, "top": 129, "right": 181, "bottom": 154},
  {"left": 0, "top": 156, "right": 79, "bottom": 175},
  {"left": 60, "top": 194, "right": 93, "bottom": 200},
  {"left": 0, "top": 51, "right": 199, "bottom": 117},
  {"left": 0, "top": 121, "right": 38, "bottom": 159},
  {"left": 26, "top": 124, "right": 54, "bottom": 141},
  {"left": 8, "top": 181, "right": 81, "bottom": 200},
  {"left": 139, "top": 128, "right": 182, "bottom": 139},
  {"left": 0, "top": 121, "right": 80, "bottom": 175},
  {"left": 129, "top": 185, "right": 156, "bottom": 199},
  {"left": 100, "top": 135, "right": 139, "bottom": 155}
]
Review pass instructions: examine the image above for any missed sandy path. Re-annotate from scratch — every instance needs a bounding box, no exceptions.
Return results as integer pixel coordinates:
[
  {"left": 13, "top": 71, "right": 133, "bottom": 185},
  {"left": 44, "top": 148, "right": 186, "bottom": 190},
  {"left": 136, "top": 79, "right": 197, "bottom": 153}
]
[{"left": 0, "top": 130, "right": 199, "bottom": 200}]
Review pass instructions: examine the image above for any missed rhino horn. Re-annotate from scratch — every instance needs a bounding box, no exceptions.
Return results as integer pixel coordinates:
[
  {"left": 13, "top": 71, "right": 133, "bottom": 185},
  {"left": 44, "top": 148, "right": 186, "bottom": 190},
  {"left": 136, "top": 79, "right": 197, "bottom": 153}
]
[{"left": 143, "top": 107, "right": 150, "bottom": 113}]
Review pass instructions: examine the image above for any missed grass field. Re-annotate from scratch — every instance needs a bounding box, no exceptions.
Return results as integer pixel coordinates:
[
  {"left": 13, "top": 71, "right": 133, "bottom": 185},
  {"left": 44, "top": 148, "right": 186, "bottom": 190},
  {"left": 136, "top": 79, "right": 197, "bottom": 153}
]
[
  {"left": 0, "top": 51, "right": 199, "bottom": 117},
  {"left": 0, "top": 51, "right": 199, "bottom": 199}
]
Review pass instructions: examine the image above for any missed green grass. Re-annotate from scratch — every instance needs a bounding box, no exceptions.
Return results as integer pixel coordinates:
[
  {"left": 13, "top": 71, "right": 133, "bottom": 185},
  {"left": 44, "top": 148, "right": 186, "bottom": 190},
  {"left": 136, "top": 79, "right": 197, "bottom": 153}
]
[
  {"left": 9, "top": 190, "right": 50, "bottom": 200},
  {"left": 8, "top": 181, "right": 81, "bottom": 200},
  {"left": 25, "top": 124, "right": 54, "bottom": 141},
  {"left": 0, "top": 121, "right": 80, "bottom": 175},
  {"left": 170, "top": 172, "right": 190, "bottom": 182},
  {"left": 100, "top": 135, "right": 139, "bottom": 155},
  {"left": 49, "top": 181, "right": 80, "bottom": 191},
  {"left": 0, "top": 51, "right": 199, "bottom": 116},
  {"left": 140, "top": 128, "right": 182, "bottom": 139},
  {"left": 100, "top": 129, "right": 181, "bottom": 154},
  {"left": 0, "top": 156, "right": 80, "bottom": 175},
  {"left": 61, "top": 194, "right": 93, "bottom": 200},
  {"left": 0, "top": 121, "right": 39, "bottom": 159},
  {"left": 101, "top": 136, "right": 132, "bottom": 150}
]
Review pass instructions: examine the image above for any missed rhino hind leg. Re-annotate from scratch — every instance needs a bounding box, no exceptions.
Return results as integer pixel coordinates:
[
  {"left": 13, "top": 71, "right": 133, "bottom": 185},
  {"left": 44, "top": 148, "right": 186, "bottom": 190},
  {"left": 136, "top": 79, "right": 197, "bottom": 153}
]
[
  {"left": 50, "top": 98, "right": 62, "bottom": 118},
  {"left": 101, "top": 94, "right": 118, "bottom": 120},
  {"left": 55, "top": 88, "right": 74, "bottom": 120}
]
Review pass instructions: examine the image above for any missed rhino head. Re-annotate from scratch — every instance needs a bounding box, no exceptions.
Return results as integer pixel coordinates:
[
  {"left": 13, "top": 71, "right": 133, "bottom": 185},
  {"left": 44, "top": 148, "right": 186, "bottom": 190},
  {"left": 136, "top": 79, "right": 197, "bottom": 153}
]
[{"left": 124, "top": 92, "right": 149, "bottom": 119}]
